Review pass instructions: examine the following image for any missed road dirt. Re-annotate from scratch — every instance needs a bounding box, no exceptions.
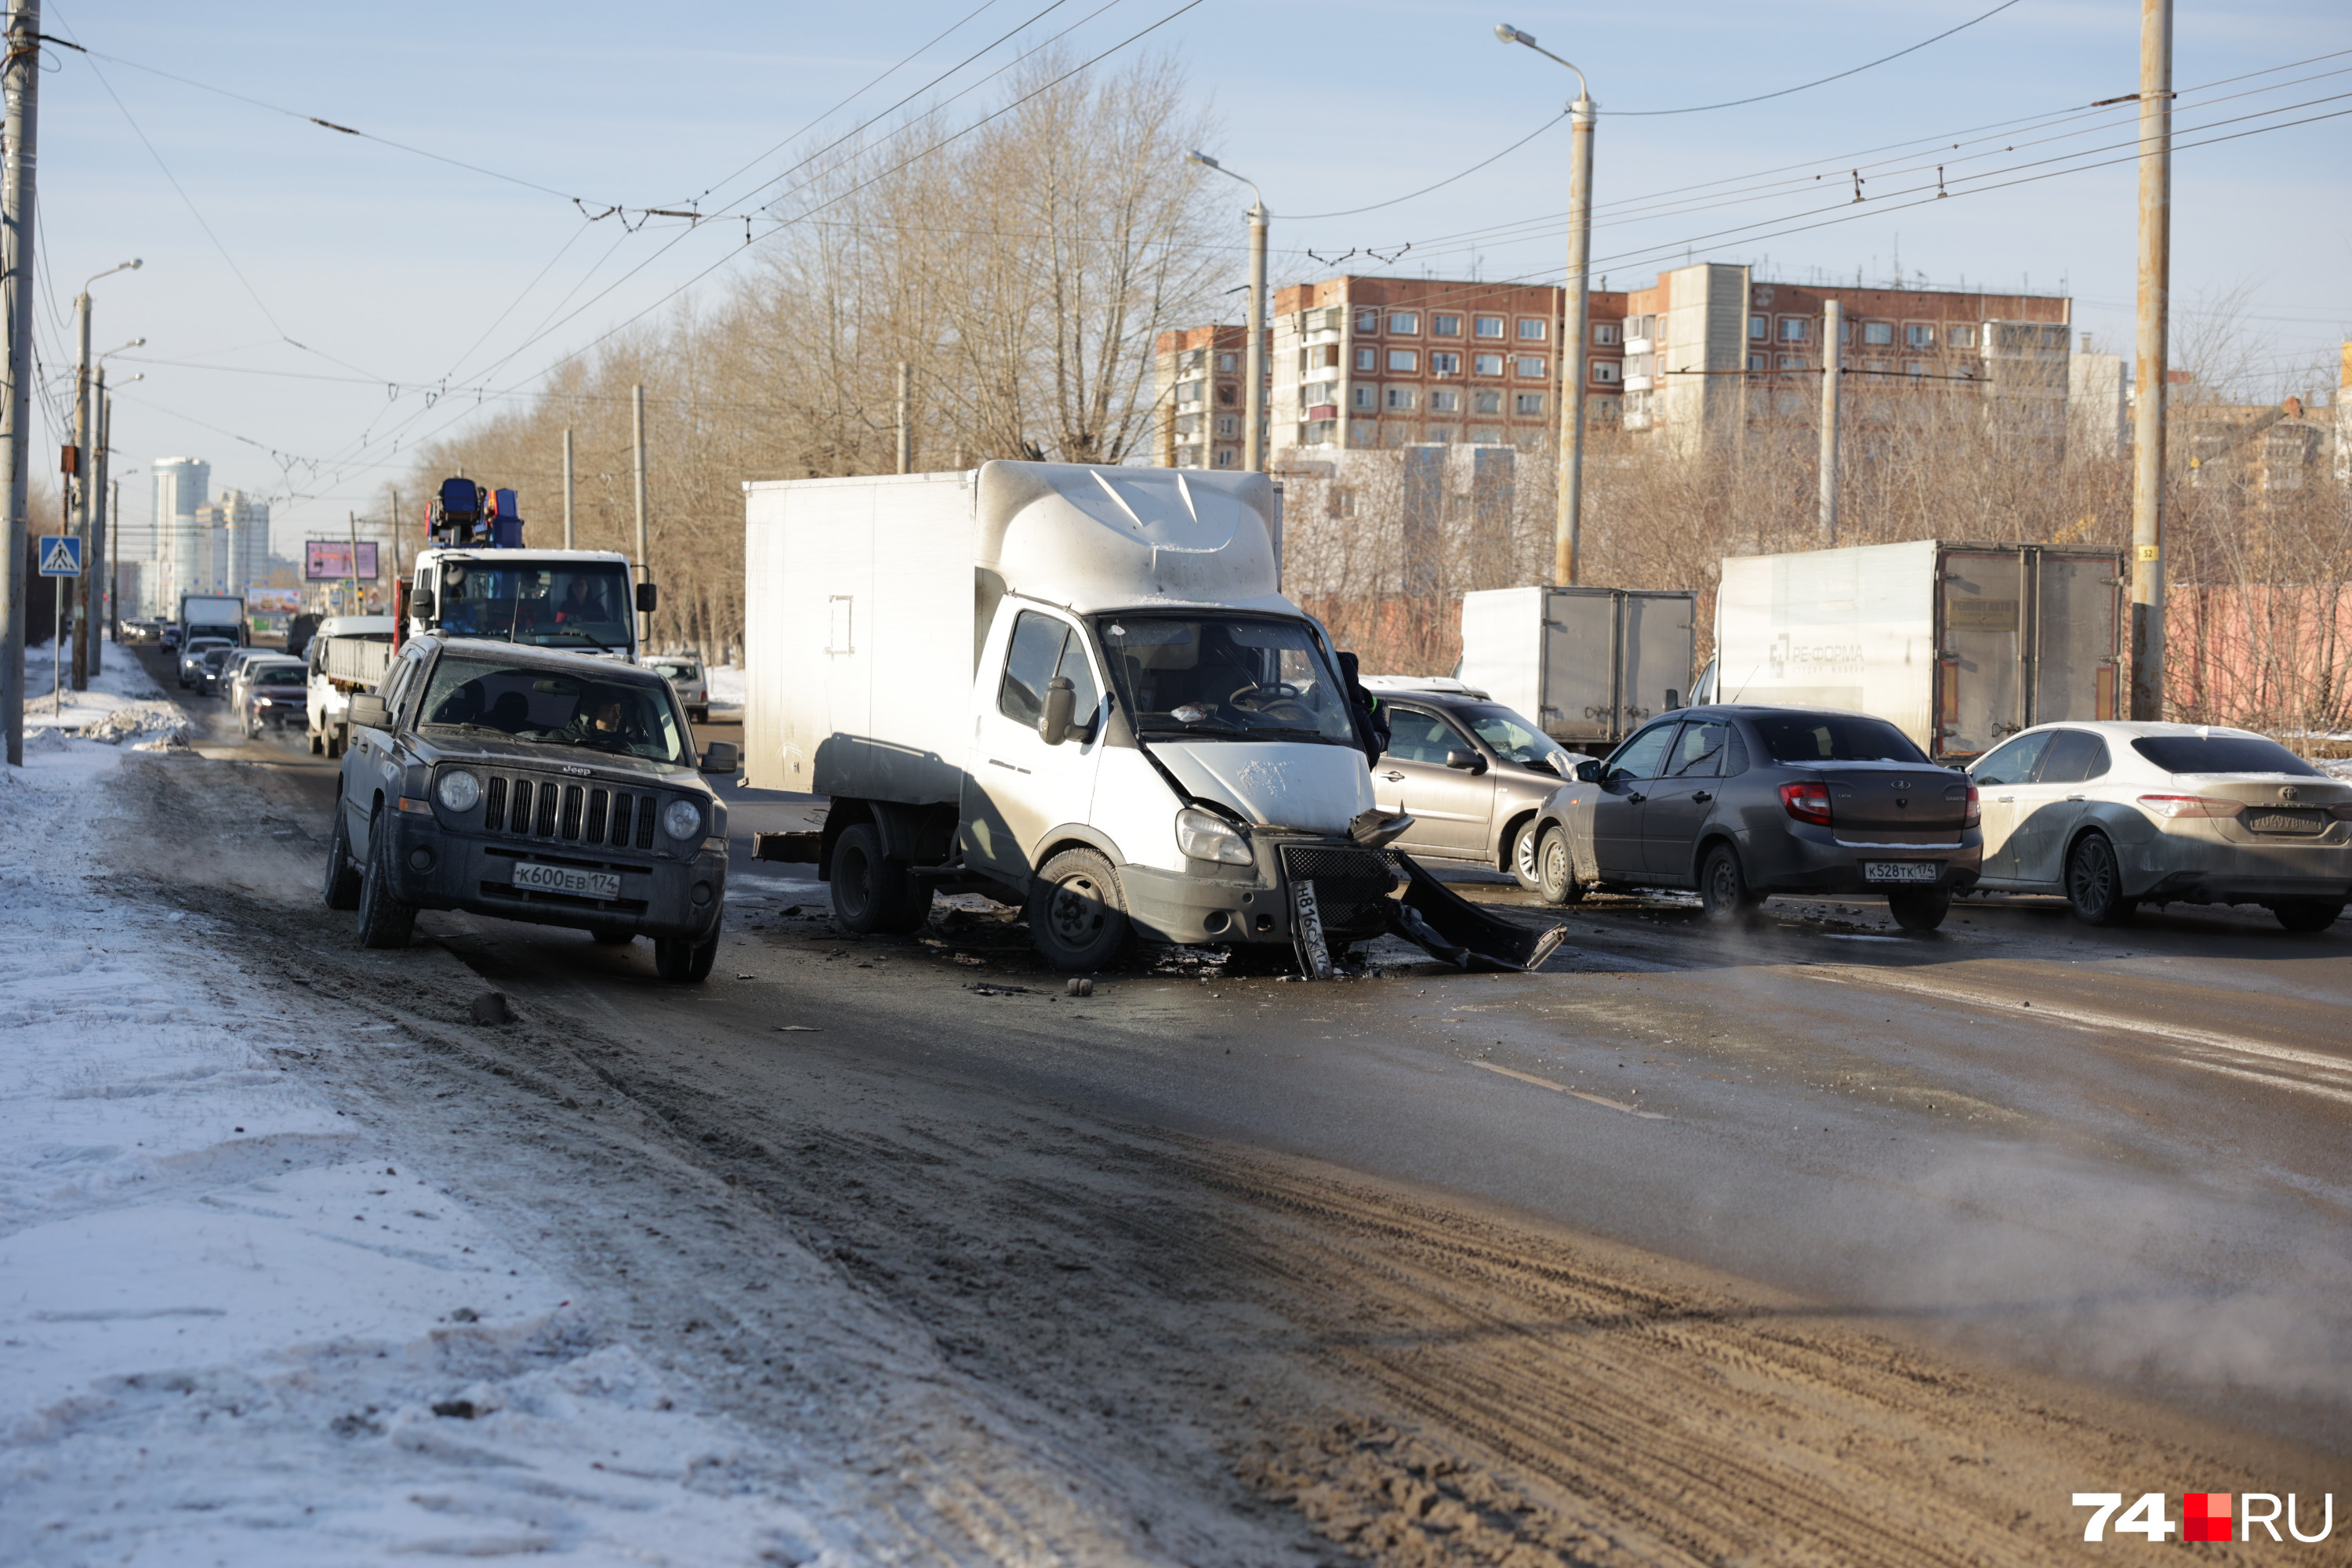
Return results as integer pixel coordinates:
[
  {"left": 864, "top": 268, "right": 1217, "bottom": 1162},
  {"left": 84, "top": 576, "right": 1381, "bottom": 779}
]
[{"left": 99, "top": 735, "right": 2350, "bottom": 1566}]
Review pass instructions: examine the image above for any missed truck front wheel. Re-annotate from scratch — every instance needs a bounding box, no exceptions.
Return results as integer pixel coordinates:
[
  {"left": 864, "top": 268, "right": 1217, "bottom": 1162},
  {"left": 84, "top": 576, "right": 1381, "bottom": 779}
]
[{"left": 1028, "top": 848, "right": 1131, "bottom": 971}]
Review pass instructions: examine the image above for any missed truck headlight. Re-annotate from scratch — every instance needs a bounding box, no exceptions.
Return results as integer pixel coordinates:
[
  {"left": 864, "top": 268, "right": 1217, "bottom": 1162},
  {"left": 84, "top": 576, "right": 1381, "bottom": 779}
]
[
  {"left": 1175, "top": 807, "right": 1252, "bottom": 866},
  {"left": 663, "top": 798, "right": 703, "bottom": 841},
  {"left": 436, "top": 769, "right": 481, "bottom": 811}
]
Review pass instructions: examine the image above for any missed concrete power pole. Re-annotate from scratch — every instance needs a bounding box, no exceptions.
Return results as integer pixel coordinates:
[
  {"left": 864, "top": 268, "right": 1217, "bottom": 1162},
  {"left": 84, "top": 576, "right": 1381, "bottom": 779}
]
[
  {"left": 895, "top": 361, "right": 910, "bottom": 475},
  {"left": 1, "top": 0, "right": 40, "bottom": 766},
  {"left": 1554, "top": 88, "right": 1595, "bottom": 584},
  {"left": 1244, "top": 200, "right": 1267, "bottom": 474},
  {"left": 2129, "top": 0, "right": 2172, "bottom": 720},
  {"left": 69, "top": 286, "right": 89, "bottom": 688},
  {"left": 89, "top": 370, "right": 106, "bottom": 673},
  {"left": 1818, "top": 299, "right": 1842, "bottom": 545},
  {"left": 631, "top": 385, "right": 648, "bottom": 645},
  {"left": 561, "top": 428, "right": 575, "bottom": 550}
]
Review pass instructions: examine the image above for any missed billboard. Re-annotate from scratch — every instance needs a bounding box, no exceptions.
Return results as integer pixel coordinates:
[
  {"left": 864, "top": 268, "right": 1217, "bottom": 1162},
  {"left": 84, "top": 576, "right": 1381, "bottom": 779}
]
[{"left": 306, "top": 540, "right": 379, "bottom": 580}]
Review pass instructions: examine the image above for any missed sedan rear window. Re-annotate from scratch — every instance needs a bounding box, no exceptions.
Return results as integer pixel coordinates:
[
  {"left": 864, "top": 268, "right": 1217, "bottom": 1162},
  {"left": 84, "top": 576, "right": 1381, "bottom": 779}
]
[
  {"left": 2130, "top": 734, "right": 2320, "bottom": 777},
  {"left": 1751, "top": 713, "right": 1926, "bottom": 764}
]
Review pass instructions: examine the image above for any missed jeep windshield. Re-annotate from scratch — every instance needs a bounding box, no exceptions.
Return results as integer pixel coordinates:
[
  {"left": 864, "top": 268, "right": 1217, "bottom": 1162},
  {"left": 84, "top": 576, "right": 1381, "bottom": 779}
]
[
  {"left": 436, "top": 561, "right": 633, "bottom": 652},
  {"left": 416, "top": 656, "right": 688, "bottom": 765},
  {"left": 1096, "top": 614, "right": 1356, "bottom": 744}
]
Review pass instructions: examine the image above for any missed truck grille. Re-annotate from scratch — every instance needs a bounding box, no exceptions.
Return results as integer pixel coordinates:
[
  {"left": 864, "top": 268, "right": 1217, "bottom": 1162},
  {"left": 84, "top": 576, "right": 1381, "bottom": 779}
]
[
  {"left": 1279, "top": 844, "right": 1397, "bottom": 938},
  {"left": 480, "top": 774, "right": 657, "bottom": 848}
]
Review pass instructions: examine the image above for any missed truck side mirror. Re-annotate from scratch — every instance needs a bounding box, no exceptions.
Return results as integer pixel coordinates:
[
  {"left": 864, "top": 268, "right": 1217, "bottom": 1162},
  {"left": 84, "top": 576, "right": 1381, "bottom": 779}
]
[
  {"left": 1665, "top": 688, "right": 1682, "bottom": 710},
  {"left": 1573, "top": 759, "right": 1602, "bottom": 783},
  {"left": 1039, "top": 677, "right": 1076, "bottom": 746},
  {"left": 410, "top": 588, "right": 436, "bottom": 621},
  {"left": 636, "top": 582, "right": 659, "bottom": 614},
  {"left": 1443, "top": 749, "right": 1486, "bottom": 774},
  {"left": 699, "top": 741, "right": 739, "bottom": 775},
  {"left": 348, "top": 693, "right": 390, "bottom": 731}
]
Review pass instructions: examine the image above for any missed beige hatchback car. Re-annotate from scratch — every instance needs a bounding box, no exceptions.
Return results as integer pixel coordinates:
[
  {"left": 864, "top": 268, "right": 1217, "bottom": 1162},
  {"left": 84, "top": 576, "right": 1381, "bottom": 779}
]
[{"left": 1965, "top": 720, "right": 2350, "bottom": 930}]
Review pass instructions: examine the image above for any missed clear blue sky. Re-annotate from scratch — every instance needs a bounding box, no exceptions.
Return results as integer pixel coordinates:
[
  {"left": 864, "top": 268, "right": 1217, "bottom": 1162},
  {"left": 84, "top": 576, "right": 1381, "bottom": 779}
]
[{"left": 31, "top": 0, "right": 2351, "bottom": 556}]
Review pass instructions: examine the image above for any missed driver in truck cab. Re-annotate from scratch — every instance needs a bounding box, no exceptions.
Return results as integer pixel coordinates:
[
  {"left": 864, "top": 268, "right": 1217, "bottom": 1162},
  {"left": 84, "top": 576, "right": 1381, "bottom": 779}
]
[{"left": 555, "top": 575, "right": 612, "bottom": 627}]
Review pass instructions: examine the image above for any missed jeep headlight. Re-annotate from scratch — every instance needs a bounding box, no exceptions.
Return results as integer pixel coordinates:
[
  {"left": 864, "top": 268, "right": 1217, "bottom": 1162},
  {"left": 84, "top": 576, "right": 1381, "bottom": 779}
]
[
  {"left": 663, "top": 798, "right": 703, "bottom": 841},
  {"left": 435, "top": 769, "right": 481, "bottom": 811},
  {"left": 1174, "top": 807, "right": 1252, "bottom": 866}
]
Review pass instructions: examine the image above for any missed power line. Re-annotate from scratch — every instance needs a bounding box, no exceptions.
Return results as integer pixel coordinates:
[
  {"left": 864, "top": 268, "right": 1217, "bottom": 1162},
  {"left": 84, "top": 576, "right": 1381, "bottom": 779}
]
[{"left": 1606, "top": 0, "right": 2026, "bottom": 116}]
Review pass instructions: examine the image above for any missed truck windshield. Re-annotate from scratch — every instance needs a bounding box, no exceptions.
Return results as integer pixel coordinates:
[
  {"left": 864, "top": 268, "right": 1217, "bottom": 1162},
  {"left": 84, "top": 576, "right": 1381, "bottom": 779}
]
[
  {"left": 437, "top": 563, "right": 633, "bottom": 652},
  {"left": 1096, "top": 615, "right": 1356, "bottom": 743},
  {"left": 416, "top": 656, "right": 688, "bottom": 764}
]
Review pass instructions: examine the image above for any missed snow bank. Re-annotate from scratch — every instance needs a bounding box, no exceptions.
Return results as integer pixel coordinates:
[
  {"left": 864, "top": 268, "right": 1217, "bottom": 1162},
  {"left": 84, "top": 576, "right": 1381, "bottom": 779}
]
[
  {"left": 18, "top": 641, "right": 187, "bottom": 751},
  {"left": 0, "top": 739, "right": 838, "bottom": 1563}
]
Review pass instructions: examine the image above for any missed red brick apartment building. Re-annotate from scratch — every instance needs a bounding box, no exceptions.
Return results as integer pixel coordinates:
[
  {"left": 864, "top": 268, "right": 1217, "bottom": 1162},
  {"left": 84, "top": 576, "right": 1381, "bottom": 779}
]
[{"left": 1156, "top": 263, "right": 2079, "bottom": 467}]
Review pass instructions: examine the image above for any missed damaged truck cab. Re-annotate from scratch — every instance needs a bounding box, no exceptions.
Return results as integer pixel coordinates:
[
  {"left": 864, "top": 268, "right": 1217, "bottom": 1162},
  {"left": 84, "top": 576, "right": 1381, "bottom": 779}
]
[{"left": 744, "top": 462, "right": 1409, "bottom": 971}]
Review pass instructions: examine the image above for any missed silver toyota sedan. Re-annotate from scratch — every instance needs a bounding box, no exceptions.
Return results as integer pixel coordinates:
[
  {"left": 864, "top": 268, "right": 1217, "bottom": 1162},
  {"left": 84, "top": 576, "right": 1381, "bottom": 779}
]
[{"left": 1965, "top": 720, "right": 2350, "bottom": 930}]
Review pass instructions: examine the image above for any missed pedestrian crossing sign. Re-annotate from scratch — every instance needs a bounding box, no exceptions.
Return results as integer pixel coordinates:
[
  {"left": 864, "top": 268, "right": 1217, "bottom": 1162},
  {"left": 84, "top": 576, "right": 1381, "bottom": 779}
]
[{"left": 38, "top": 535, "right": 82, "bottom": 577}]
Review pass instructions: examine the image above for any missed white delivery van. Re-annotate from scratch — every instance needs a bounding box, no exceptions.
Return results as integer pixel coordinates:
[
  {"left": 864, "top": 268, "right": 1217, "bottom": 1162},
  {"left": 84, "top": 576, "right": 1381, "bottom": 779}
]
[
  {"left": 743, "top": 463, "right": 1405, "bottom": 971},
  {"left": 305, "top": 615, "right": 395, "bottom": 757}
]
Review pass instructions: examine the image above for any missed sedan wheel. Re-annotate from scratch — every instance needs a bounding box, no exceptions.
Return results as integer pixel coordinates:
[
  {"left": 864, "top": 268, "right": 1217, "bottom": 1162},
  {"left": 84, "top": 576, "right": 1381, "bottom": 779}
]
[
  {"left": 2063, "top": 832, "right": 2133, "bottom": 926},
  {"left": 1886, "top": 886, "right": 1952, "bottom": 931},
  {"left": 1699, "top": 844, "right": 1762, "bottom": 925},
  {"left": 1508, "top": 818, "right": 1544, "bottom": 891},
  {"left": 2272, "top": 898, "right": 2344, "bottom": 934},
  {"left": 1535, "top": 826, "right": 1584, "bottom": 904}
]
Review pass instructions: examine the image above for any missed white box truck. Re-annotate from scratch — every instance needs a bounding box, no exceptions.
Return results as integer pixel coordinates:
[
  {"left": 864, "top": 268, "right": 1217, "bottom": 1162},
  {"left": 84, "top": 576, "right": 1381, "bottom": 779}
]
[
  {"left": 1711, "top": 539, "right": 2125, "bottom": 762},
  {"left": 1456, "top": 586, "right": 1697, "bottom": 748},
  {"left": 304, "top": 614, "right": 395, "bottom": 757},
  {"left": 743, "top": 463, "right": 1437, "bottom": 971}
]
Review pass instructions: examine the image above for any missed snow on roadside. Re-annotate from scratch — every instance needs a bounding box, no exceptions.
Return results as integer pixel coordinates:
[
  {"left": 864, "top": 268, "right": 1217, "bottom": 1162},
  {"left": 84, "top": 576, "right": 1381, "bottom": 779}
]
[
  {"left": 0, "top": 731, "right": 842, "bottom": 1563},
  {"left": 17, "top": 641, "right": 187, "bottom": 751}
]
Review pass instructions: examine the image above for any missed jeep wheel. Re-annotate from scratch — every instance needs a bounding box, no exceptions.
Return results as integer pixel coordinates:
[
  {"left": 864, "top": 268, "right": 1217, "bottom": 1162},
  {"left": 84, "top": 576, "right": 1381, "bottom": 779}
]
[
  {"left": 354, "top": 809, "right": 418, "bottom": 948},
  {"left": 1028, "top": 848, "right": 1131, "bottom": 971},
  {"left": 655, "top": 917, "right": 720, "bottom": 982},
  {"left": 321, "top": 803, "right": 361, "bottom": 911}
]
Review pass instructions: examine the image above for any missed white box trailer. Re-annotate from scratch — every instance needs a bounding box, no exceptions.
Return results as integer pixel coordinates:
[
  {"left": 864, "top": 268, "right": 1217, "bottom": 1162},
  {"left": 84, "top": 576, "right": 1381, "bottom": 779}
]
[
  {"left": 1456, "top": 586, "right": 1697, "bottom": 747},
  {"left": 1711, "top": 539, "right": 2124, "bottom": 762}
]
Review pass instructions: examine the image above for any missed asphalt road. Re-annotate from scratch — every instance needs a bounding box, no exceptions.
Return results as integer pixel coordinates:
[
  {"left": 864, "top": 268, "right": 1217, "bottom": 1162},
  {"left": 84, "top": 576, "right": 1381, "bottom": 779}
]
[{"left": 141, "top": 652, "right": 2352, "bottom": 1546}]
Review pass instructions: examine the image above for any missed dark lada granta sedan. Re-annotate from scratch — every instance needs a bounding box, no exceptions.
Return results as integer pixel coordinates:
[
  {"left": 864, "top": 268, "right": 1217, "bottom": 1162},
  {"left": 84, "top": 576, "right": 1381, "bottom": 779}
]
[
  {"left": 321, "top": 634, "right": 738, "bottom": 980},
  {"left": 1526, "top": 705, "right": 1982, "bottom": 930}
]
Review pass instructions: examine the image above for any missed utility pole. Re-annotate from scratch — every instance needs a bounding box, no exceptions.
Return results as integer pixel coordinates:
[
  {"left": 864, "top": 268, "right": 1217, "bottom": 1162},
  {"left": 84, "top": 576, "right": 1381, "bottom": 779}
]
[
  {"left": 1, "top": 0, "right": 41, "bottom": 766},
  {"left": 69, "top": 285, "right": 88, "bottom": 688},
  {"left": 107, "top": 474, "right": 118, "bottom": 642},
  {"left": 1244, "top": 200, "right": 1267, "bottom": 473},
  {"left": 1497, "top": 24, "right": 1594, "bottom": 585},
  {"left": 1186, "top": 152, "right": 1270, "bottom": 473},
  {"left": 89, "top": 369, "right": 106, "bottom": 672},
  {"left": 895, "top": 361, "right": 910, "bottom": 475},
  {"left": 561, "top": 428, "right": 575, "bottom": 549},
  {"left": 631, "top": 384, "right": 648, "bottom": 646},
  {"left": 2129, "top": 0, "right": 2172, "bottom": 720},
  {"left": 390, "top": 487, "right": 402, "bottom": 590},
  {"left": 346, "top": 510, "right": 360, "bottom": 616},
  {"left": 1818, "top": 299, "right": 1842, "bottom": 545}
]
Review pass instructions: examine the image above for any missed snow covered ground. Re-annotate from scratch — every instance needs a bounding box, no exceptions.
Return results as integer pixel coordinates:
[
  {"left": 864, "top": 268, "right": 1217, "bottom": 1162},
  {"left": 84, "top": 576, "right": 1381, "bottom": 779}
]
[{"left": 0, "top": 659, "right": 844, "bottom": 1564}]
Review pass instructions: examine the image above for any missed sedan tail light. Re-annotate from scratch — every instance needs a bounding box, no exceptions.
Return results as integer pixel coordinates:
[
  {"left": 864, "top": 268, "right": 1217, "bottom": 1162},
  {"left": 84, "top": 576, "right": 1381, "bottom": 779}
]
[
  {"left": 1780, "top": 781, "right": 1833, "bottom": 827},
  {"left": 1962, "top": 784, "right": 1980, "bottom": 828},
  {"left": 2136, "top": 794, "right": 2241, "bottom": 820}
]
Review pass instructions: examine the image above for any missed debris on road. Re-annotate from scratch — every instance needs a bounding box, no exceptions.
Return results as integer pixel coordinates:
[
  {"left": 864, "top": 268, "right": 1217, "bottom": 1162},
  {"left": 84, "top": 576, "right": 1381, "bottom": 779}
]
[{"left": 468, "top": 990, "right": 516, "bottom": 1025}]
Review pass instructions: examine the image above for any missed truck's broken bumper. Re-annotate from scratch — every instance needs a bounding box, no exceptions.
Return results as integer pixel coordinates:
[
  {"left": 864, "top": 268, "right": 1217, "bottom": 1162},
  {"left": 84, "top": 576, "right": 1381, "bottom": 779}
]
[{"left": 1120, "top": 834, "right": 1399, "bottom": 948}]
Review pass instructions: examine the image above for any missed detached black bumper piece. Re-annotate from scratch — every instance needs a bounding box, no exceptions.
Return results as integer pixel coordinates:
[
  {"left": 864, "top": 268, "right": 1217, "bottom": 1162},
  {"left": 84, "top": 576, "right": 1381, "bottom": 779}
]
[{"left": 1389, "top": 854, "right": 1570, "bottom": 973}]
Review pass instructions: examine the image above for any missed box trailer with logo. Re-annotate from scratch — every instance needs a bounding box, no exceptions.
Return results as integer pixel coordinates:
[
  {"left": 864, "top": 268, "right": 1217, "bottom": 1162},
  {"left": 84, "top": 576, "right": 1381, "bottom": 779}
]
[{"left": 1711, "top": 539, "right": 2125, "bottom": 762}]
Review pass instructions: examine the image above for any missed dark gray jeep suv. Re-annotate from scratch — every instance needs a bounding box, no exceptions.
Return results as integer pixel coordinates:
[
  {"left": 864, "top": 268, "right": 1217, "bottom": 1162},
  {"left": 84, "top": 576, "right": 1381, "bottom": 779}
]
[{"left": 321, "top": 634, "right": 737, "bottom": 980}]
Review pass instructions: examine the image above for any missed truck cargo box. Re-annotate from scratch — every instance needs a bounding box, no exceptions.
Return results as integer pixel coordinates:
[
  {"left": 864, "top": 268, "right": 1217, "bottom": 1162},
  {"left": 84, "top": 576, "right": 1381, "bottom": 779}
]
[
  {"left": 1457, "top": 586, "right": 1697, "bottom": 746},
  {"left": 1713, "top": 539, "right": 2123, "bottom": 761}
]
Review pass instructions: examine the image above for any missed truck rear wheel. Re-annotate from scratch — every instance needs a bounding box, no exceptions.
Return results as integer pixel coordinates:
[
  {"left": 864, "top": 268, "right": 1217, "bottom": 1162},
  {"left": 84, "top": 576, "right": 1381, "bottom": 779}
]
[
  {"left": 1028, "top": 848, "right": 1131, "bottom": 971},
  {"left": 831, "top": 822, "right": 929, "bottom": 935}
]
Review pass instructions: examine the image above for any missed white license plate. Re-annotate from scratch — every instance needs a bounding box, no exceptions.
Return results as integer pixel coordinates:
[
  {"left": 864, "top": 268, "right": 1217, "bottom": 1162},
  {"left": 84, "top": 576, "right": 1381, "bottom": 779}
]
[
  {"left": 1862, "top": 860, "right": 1944, "bottom": 884},
  {"left": 511, "top": 862, "right": 621, "bottom": 900}
]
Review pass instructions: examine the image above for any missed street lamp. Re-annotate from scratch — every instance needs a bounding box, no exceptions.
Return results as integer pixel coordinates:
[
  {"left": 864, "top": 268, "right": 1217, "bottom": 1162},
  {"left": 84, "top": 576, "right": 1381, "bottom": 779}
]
[
  {"left": 1497, "top": 23, "right": 1595, "bottom": 586},
  {"left": 1188, "top": 151, "right": 1269, "bottom": 474},
  {"left": 68, "top": 261, "right": 143, "bottom": 686},
  {"left": 88, "top": 350, "right": 143, "bottom": 659}
]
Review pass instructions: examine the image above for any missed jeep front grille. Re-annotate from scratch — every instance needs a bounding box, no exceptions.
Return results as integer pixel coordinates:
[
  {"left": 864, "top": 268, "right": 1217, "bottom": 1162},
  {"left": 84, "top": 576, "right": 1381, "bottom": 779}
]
[{"left": 476, "top": 773, "right": 658, "bottom": 848}]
